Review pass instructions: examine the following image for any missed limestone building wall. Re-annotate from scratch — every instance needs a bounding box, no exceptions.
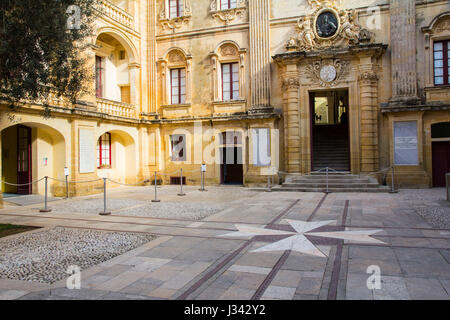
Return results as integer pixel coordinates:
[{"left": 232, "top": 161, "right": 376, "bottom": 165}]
[{"left": 1, "top": 0, "right": 450, "bottom": 205}]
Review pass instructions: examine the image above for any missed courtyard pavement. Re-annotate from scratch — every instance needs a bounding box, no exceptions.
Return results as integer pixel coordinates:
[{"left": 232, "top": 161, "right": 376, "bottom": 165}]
[{"left": 0, "top": 186, "right": 448, "bottom": 300}]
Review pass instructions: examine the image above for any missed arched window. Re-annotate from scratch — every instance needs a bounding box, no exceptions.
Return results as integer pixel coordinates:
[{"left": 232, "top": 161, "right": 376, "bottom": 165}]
[{"left": 97, "top": 133, "right": 112, "bottom": 169}]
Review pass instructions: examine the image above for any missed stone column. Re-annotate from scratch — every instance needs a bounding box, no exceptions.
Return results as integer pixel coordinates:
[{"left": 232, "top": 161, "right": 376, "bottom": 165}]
[
  {"left": 358, "top": 69, "right": 379, "bottom": 173},
  {"left": 282, "top": 65, "right": 301, "bottom": 173},
  {"left": 148, "top": 0, "right": 158, "bottom": 113},
  {"left": 249, "top": 0, "right": 272, "bottom": 112},
  {"left": 390, "top": 0, "right": 419, "bottom": 102}
]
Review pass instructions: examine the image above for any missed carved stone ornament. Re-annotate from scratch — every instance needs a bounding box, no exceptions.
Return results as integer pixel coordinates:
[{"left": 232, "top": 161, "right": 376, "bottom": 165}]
[
  {"left": 282, "top": 77, "right": 300, "bottom": 90},
  {"left": 358, "top": 71, "right": 378, "bottom": 85},
  {"left": 210, "top": 0, "right": 247, "bottom": 25},
  {"left": 159, "top": 0, "right": 192, "bottom": 32},
  {"left": 293, "top": 0, "right": 371, "bottom": 51},
  {"left": 435, "top": 17, "right": 450, "bottom": 34},
  {"left": 305, "top": 59, "right": 350, "bottom": 87},
  {"left": 168, "top": 51, "right": 185, "bottom": 64},
  {"left": 220, "top": 44, "right": 239, "bottom": 57}
]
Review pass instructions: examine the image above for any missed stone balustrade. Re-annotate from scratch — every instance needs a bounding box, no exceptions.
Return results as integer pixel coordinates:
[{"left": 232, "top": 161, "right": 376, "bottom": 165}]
[
  {"left": 97, "top": 98, "right": 136, "bottom": 118},
  {"left": 100, "top": 0, "right": 134, "bottom": 29}
]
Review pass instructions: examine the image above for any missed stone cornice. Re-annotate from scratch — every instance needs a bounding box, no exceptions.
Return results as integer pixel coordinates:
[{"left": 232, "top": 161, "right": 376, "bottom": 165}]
[
  {"left": 273, "top": 43, "right": 388, "bottom": 64},
  {"left": 380, "top": 102, "right": 450, "bottom": 114},
  {"left": 0, "top": 102, "right": 279, "bottom": 127}
]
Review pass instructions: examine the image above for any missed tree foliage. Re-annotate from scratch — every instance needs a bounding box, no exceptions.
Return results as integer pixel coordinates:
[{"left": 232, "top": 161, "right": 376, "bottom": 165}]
[{"left": 0, "top": 0, "right": 98, "bottom": 117}]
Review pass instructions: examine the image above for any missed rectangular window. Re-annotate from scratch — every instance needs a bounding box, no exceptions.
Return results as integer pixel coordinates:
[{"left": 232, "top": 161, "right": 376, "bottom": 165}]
[
  {"left": 394, "top": 121, "right": 419, "bottom": 166},
  {"left": 95, "top": 56, "right": 103, "bottom": 98},
  {"left": 222, "top": 63, "right": 239, "bottom": 101},
  {"left": 221, "top": 0, "right": 237, "bottom": 10},
  {"left": 97, "top": 133, "right": 111, "bottom": 168},
  {"left": 170, "top": 68, "right": 186, "bottom": 105},
  {"left": 252, "top": 128, "right": 271, "bottom": 167},
  {"left": 434, "top": 40, "right": 450, "bottom": 85},
  {"left": 171, "top": 134, "right": 186, "bottom": 162},
  {"left": 169, "top": 0, "right": 183, "bottom": 18}
]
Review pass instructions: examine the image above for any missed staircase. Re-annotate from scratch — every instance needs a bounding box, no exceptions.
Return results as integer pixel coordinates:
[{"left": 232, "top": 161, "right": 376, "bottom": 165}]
[
  {"left": 312, "top": 125, "right": 349, "bottom": 171},
  {"left": 276, "top": 172, "right": 390, "bottom": 193}
]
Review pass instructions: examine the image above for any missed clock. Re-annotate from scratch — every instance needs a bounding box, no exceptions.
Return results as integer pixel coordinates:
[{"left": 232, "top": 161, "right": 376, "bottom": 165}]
[
  {"left": 320, "top": 65, "right": 337, "bottom": 83},
  {"left": 316, "top": 11, "right": 339, "bottom": 38}
]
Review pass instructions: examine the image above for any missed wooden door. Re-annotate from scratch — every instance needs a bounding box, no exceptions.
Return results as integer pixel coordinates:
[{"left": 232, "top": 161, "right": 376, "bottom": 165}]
[
  {"left": 432, "top": 141, "right": 450, "bottom": 187},
  {"left": 221, "top": 147, "right": 243, "bottom": 185},
  {"left": 17, "top": 125, "right": 32, "bottom": 194}
]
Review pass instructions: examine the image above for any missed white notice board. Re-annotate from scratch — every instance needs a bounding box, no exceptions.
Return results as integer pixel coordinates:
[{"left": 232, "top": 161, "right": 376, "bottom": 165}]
[{"left": 79, "top": 129, "right": 95, "bottom": 173}]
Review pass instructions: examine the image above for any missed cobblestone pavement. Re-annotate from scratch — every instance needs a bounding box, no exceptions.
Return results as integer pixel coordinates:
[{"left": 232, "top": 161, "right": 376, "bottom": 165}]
[{"left": 0, "top": 186, "right": 448, "bottom": 300}]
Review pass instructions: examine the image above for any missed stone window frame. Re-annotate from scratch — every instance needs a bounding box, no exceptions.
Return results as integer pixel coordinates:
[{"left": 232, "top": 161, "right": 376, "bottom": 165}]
[
  {"left": 159, "top": 48, "right": 192, "bottom": 107},
  {"left": 210, "top": 0, "right": 247, "bottom": 25},
  {"left": 422, "top": 12, "right": 450, "bottom": 88},
  {"left": 210, "top": 41, "right": 246, "bottom": 103},
  {"left": 159, "top": 0, "right": 192, "bottom": 32}
]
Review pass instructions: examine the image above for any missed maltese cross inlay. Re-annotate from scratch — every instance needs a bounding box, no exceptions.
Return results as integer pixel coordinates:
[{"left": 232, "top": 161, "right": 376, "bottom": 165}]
[{"left": 220, "top": 220, "right": 385, "bottom": 258}]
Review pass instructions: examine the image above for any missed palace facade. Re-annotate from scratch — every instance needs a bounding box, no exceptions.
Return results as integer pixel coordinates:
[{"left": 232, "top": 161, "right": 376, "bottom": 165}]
[{"left": 1, "top": 0, "right": 450, "bottom": 203}]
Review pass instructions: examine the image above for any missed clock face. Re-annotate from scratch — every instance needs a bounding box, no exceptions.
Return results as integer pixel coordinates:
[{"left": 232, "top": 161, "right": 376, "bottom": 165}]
[
  {"left": 316, "top": 11, "right": 339, "bottom": 38},
  {"left": 320, "top": 65, "right": 337, "bottom": 83}
]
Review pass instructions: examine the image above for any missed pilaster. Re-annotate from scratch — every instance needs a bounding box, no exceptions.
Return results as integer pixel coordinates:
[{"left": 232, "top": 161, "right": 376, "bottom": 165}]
[
  {"left": 389, "top": 0, "right": 420, "bottom": 103},
  {"left": 249, "top": 0, "right": 272, "bottom": 113},
  {"left": 358, "top": 65, "right": 379, "bottom": 173},
  {"left": 281, "top": 64, "right": 301, "bottom": 173}
]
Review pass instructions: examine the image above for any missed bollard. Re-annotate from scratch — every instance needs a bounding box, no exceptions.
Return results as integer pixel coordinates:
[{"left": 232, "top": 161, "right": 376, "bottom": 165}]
[
  {"left": 99, "top": 178, "right": 111, "bottom": 216},
  {"left": 266, "top": 176, "right": 272, "bottom": 192},
  {"left": 152, "top": 171, "right": 161, "bottom": 203},
  {"left": 389, "top": 166, "right": 398, "bottom": 194},
  {"left": 199, "top": 170, "right": 207, "bottom": 192},
  {"left": 326, "top": 167, "right": 330, "bottom": 194},
  {"left": 40, "top": 176, "right": 52, "bottom": 213},
  {"left": 199, "top": 165, "right": 207, "bottom": 192},
  {"left": 65, "top": 175, "right": 69, "bottom": 199},
  {"left": 178, "top": 168, "right": 186, "bottom": 196},
  {"left": 446, "top": 173, "right": 449, "bottom": 202}
]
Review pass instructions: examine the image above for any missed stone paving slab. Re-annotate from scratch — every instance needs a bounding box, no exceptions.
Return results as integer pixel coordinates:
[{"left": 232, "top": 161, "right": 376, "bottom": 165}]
[{"left": 0, "top": 187, "right": 449, "bottom": 300}]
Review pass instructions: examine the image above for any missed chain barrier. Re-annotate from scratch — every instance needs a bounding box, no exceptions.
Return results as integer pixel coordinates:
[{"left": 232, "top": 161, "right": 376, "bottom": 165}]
[
  {"left": 48, "top": 177, "right": 103, "bottom": 184},
  {"left": 2, "top": 177, "right": 45, "bottom": 187},
  {"left": 2, "top": 166, "right": 205, "bottom": 215}
]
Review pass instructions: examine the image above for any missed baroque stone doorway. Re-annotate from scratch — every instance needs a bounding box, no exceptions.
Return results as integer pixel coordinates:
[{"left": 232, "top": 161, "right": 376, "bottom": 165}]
[{"left": 310, "top": 90, "right": 350, "bottom": 172}]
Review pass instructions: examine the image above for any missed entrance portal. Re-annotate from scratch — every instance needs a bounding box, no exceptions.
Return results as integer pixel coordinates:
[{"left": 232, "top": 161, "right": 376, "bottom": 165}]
[
  {"left": 310, "top": 90, "right": 350, "bottom": 172},
  {"left": 220, "top": 147, "right": 244, "bottom": 185},
  {"left": 1, "top": 125, "right": 32, "bottom": 195},
  {"left": 432, "top": 141, "right": 450, "bottom": 187},
  {"left": 220, "top": 131, "right": 243, "bottom": 185},
  {"left": 431, "top": 122, "right": 450, "bottom": 187}
]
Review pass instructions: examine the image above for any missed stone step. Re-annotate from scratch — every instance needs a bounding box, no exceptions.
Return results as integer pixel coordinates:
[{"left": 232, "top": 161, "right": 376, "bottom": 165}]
[
  {"left": 286, "top": 178, "right": 374, "bottom": 184},
  {"left": 313, "top": 155, "right": 349, "bottom": 158},
  {"left": 281, "top": 173, "right": 387, "bottom": 193},
  {"left": 274, "top": 186, "right": 390, "bottom": 193},
  {"left": 307, "top": 172, "right": 354, "bottom": 176},
  {"left": 282, "top": 183, "right": 381, "bottom": 188}
]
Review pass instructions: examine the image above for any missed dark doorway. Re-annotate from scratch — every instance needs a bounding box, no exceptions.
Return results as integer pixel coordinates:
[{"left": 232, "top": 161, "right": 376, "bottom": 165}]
[
  {"left": 432, "top": 141, "right": 450, "bottom": 187},
  {"left": 310, "top": 90, "right": 350, "bottom": 172},
  {"left": 221, "top": 147, "right": 243, "bottom": 185},
  {"left": 17, "top": 126, "right": 32, "bottom": 194}
]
